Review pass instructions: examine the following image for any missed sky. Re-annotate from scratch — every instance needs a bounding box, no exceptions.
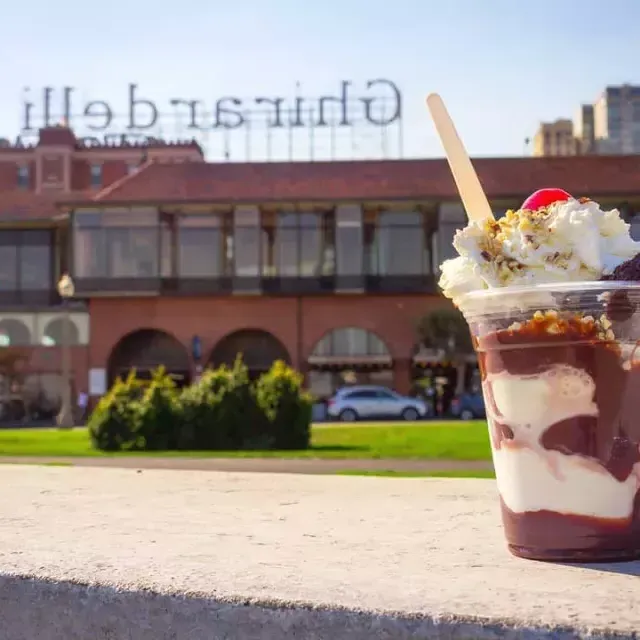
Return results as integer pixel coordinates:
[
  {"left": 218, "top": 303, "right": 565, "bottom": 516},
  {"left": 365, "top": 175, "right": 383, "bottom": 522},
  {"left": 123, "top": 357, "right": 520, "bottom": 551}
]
[{"left": 1, "top": 0, "right": 639, "bottom": 161}]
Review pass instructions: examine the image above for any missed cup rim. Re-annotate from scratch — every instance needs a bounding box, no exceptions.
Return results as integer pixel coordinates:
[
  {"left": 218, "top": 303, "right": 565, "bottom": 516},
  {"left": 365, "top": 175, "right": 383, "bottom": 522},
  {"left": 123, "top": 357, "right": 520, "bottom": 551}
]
[{"left": 457, "top": 280, "right": 640, "bottom": 305}]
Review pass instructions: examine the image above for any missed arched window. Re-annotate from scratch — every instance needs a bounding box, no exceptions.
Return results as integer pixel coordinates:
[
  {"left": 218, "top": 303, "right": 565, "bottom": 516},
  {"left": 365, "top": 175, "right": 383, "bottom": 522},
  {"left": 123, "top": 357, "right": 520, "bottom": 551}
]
[
  {"left": 42, "top": 318, "right": 80, "bottom": 346},
  {"left": 0, "top": 319, "right": 32, "bottom": 346}
]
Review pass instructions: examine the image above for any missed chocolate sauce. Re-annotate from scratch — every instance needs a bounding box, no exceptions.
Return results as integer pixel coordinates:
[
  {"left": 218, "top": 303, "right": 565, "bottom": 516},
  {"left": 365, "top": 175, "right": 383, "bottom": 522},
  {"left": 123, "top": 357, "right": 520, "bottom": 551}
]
[{"left": 478, "top": 315, "right": 640, "bottom": 561}]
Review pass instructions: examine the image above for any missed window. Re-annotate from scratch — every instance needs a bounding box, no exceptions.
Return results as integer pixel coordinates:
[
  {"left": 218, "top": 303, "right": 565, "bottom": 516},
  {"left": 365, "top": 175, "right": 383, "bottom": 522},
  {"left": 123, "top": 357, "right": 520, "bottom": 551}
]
[
  {"left": 0, "top": 230, "right": 51, "bottom": 291},
  {"left": 90, "top": 163, "right": 102, "bottom": 188},
  {"left": 299, "top": 213, "right": 322, "bottom": 276},
  {"left": 17, "top": 165, "right": 29, "bottom": 189},
  {"left": 276, "top": 213, "right": 298, "bottom": 276},
  {"left": 42, "top": 317, "right": 80, "bottom": 346},
  {"left": 0, "top": 319, "right": 32, "bottom": 346},
  {"left": 106, "top": 228, "right": 158, "bottom": 277},
  {"left": 232, "top": 206, "right": 267, "bottom": 277},
  {"left": 275, "top": 212, "right": 323, "bottom": 277},
  {"left": 312, "top": 328, "right": 390, "bottom": 357},
  {"left": 371, "top": 211, "right": 425, "bottom": 275},
  {"left": 0, "top": 246, "right": 17, "bottom": 290},
  {"left": 177, "top": 214, "right": 223, "bottom": 277},
  {"left": 20, "top": 244, "right": 51, "bottom": 290},
  {"left": 344, "top": 390, "right": 378, "bottom": 400},
  {"left": 335, "top": 205, "right": 363, "bottom": 276},
  {"left": 73, "top": 212, "right": 105, "bottom": 278},
  {"left": 72, "top": 209, "right": 160, "bottom": 278}
]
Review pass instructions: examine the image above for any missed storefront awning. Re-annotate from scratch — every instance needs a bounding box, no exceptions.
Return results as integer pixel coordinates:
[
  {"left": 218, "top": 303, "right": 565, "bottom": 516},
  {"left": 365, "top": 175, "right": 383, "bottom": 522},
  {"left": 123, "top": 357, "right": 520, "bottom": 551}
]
[{"left": 307, "top": 355, "right": 393, "bottom": 370}]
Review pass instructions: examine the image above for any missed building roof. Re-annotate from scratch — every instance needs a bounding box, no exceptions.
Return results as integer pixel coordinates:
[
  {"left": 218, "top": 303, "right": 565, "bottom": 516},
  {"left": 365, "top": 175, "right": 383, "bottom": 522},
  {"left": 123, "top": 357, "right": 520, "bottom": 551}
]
[
  {"left": 0, "top": 192, "right": 64, "bottom": 223},
  {"left": 2, "top": 154, "right": 640, "bottom": 222},
  {"left": 61, "top": 154, "right": 640, "bottom": 206}
]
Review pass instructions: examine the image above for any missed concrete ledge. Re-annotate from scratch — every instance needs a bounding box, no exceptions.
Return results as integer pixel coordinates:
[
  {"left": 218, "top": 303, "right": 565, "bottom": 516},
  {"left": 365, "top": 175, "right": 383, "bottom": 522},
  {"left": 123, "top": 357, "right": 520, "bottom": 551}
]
[{"left": 0, "top": 466, "right": 638, "bottom": 639}]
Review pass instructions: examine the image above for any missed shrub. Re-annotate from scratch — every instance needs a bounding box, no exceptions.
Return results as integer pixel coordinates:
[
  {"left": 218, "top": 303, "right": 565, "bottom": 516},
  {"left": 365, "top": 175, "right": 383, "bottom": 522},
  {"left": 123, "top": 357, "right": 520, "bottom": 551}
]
[
  {"left": 89, "top": 359, "right": 313, "bottom": 452},
  {"left": 255, "top": 360, "right": 312, "bottom": 449},
  {"left": 88, "top": 371, "right": 145, "bottom": 451},
  {"left": 178, "top": 357, "right": 262, "bottom": 450},
  {"left": 137, "top": 367, "right": 181, "bottom": 450}
]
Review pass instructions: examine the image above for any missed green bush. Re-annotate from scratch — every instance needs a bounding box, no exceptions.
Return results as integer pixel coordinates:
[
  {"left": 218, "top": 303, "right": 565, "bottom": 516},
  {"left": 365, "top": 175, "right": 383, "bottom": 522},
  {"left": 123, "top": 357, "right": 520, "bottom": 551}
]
[
  {"left": 255, "top": 360, "right": 312, "bottom": 449},
  {"left": 89, "top": 358, "right": 312, "bottom": 452},
  {"left": 88, "top": 371, "right": 145, "bottom": 452},
  {"left": 178, "top": 358, "right": 263, "bottom": 450},
  {"left": 137, "top": 367, "right": 181, "bottom": 450}
]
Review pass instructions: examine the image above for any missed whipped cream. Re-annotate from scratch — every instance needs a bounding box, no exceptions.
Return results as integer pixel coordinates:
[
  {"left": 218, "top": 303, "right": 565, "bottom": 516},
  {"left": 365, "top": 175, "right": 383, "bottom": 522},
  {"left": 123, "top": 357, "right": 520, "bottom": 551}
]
[
  {"left": 484, "top": 365, "right": 640, "bottom": 520},
  {"left": 440, "top": 199, "right": 640, "bottom": 304}
]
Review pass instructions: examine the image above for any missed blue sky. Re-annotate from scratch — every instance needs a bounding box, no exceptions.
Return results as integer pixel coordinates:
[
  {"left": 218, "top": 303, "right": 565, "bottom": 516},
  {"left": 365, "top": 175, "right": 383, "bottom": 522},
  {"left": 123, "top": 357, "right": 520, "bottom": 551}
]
[{"left": 1, "top": 0, "right": 638, "bottom": 161}]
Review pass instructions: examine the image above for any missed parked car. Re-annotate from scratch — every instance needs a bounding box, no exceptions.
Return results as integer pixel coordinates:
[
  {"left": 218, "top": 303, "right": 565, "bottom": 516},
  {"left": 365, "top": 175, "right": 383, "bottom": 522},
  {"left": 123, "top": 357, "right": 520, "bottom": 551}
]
[
  {"left": 327, "top": 385, "right": 429, "bottom": 422},
  {"left": 450, "top": 392, "right": 485, "bottom": 420}
]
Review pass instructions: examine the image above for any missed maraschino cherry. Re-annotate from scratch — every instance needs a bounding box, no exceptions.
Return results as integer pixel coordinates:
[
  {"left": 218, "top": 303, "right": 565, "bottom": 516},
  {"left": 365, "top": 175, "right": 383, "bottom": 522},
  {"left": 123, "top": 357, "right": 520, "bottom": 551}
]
[{"left": 521, "top": 188, "right": 572, "bottom": 211}]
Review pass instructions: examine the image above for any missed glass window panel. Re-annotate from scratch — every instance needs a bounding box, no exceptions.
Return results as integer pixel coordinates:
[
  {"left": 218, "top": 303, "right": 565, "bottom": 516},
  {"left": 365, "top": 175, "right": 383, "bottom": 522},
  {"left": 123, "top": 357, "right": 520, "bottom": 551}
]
[
  {"left": 233, "top": 227, "right": 260, "bottom": 276},
  {"left": 335, "top": 205, "right": 363, "bottom": 276},
  {"left": 20, "top": 246, "right": 51, "bottom": 290},
  {"left": 299, "top": 213, "right": 322, "bottom": 276},
  {"left": 0, "top": 319, "right": 31, "bottom": 345},
  {"left": 74, "top": 211, "right": 102, "bottom": 228},
  {"left": 437, "top": 221, "right": 461, "bottom": 266},
  {"left": 178, "top": 228, "right": 222, "bottom": 276},
  {"left": 102, "top": 209, "right": 157, "bottom": 227},
  {"left": 315, "top": 328, "right": 390, "bottom": 357},
  {"left": 74, "top": 229, "right": 106, "bottom": 277},
  {"left": 17, "top": 165, "right": 29, "bottom": 189},
  {"left": 377, "top": 212, "right": 423, "bottom": 275},
  {"left": 106, "top": 228, "right": 158, "bottom": 278},
  {"left": 276, "top": 213, "right": 298, "bottom": 276},
  {"left": 90, "top": 164, "right": 102, "bottom": 187},
  {"left": 336, "top": 225, "right": 363, "bottom": 275},
  {"left": 160, "top": 222, "right": 172, "bottom": 277},
  {"left": 347, "top": 328, "right": 368, "bottom": 355},
  {"left": 369, "top": 334, "right": 389, "bottom": 356},
  {"left": 0, "top": 247, "right": 17, "bottom": 290},
  {"left": 330, "top": 328, "right": 367, "bottom": 356},
  {"left": 311, "top": 334, "right": 330, "bottom": 356}
]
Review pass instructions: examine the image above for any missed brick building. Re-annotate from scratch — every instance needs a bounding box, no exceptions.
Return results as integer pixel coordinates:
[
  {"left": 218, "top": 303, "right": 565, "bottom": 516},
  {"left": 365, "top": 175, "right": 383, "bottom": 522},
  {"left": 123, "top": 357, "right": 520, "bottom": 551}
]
[{"left": 1, "top": 125, "right": 640, "bottom": 417}]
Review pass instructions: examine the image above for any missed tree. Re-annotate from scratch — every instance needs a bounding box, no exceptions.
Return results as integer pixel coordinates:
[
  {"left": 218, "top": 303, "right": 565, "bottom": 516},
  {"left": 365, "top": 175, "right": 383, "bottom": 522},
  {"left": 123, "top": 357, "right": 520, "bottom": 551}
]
[
  {"left": 0, "top": 348, "right": 29, "bottom": 420},
  {"left": 416, "top": 308, "right": 474, "bottom": 395}
]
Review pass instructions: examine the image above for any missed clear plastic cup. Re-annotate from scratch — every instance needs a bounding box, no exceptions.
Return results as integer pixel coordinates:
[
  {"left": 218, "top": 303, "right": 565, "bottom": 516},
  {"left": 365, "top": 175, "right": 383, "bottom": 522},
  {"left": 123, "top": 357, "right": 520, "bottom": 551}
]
[{"left": 457, "top": 281, "right": 640, "bottom": 562}]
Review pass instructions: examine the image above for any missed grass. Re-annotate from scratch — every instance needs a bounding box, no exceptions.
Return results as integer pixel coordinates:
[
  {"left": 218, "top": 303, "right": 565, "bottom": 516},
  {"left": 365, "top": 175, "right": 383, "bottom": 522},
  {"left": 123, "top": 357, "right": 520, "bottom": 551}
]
[
  {"left": 0, "top": 421, "right": 492, "bottom": 461},
  {"left": 335, "top": 469, "right": 496, "bottom": 479}
]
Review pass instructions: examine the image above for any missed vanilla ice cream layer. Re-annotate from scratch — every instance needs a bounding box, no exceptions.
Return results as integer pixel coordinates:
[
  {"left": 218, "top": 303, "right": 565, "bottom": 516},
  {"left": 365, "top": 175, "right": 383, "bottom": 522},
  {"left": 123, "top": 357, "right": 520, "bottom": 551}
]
[
  {"left": 484, "top": 364, "right": 640, "bottom": 520},
  {"left": 440, "top": 199, "right": 640, "bottom": 304}
]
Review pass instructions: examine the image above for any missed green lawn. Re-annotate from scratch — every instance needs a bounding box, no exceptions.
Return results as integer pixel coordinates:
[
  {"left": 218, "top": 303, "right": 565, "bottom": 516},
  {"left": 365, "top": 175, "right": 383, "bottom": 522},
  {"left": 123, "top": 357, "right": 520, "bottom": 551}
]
[{"left": 0, "top": 421, "right": 492, "bottom": 461}]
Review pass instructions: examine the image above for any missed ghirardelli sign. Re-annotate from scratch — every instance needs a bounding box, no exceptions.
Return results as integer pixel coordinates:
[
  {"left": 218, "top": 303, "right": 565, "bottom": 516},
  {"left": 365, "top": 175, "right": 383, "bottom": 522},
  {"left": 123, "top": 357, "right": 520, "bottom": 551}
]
[{"left": 20, "top": 80, "right": 402, "bottom": 132}]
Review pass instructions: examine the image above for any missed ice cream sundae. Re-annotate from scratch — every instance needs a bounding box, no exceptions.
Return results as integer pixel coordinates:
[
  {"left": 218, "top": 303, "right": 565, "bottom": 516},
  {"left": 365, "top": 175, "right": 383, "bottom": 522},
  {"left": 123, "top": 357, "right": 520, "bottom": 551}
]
[{"left": 445, "top": 188, "right": 640, "bottom": 561}]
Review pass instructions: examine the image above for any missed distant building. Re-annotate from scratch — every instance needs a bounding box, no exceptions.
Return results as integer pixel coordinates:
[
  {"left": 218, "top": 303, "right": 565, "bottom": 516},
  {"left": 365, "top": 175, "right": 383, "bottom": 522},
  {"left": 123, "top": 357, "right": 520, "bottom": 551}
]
[
  {"left": 535, "top": 85, "right": 640, "bottom": 157},
  {"left": 532, "top": 119, "right": 578, "bottom": 157},
  {"left": 593, "top": 84, "right": 640, "bottom": 154},
  {"left": 574, "top": 104, "right": 595, "bottom": 154}
]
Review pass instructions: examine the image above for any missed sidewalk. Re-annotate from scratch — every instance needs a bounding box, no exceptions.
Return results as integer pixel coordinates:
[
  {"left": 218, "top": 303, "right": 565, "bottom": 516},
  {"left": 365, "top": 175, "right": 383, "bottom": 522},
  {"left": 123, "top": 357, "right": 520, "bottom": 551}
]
[{"left": 0, "top": 455, "right": 493, "bottom": 474}]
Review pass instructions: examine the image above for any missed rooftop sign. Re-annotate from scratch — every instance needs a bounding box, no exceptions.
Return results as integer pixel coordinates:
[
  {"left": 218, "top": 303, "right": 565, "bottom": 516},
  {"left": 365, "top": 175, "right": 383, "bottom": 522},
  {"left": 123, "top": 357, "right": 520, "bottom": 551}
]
[{"left": 20, "top": 80, "right": 402, "bottom": 132}]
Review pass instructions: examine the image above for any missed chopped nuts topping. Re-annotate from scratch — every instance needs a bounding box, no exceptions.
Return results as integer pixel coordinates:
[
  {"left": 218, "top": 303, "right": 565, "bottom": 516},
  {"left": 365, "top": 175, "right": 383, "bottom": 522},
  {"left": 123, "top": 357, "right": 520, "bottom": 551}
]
[{"left": 506, "top": 310, "right": 615, "bottom": 342}]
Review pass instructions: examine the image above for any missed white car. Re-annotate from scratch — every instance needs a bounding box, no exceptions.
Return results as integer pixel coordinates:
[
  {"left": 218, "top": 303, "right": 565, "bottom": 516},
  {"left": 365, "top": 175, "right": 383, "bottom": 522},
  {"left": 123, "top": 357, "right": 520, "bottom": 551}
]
[{"left": 327, "top": 385, "right": 428, "bottom": 422}]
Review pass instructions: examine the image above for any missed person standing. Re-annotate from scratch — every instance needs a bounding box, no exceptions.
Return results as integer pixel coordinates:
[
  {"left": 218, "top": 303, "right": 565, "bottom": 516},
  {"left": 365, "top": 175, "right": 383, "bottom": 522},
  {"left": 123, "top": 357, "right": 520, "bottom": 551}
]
[{"left": 76, "top": 390, "right": 89, "bottom": 425}]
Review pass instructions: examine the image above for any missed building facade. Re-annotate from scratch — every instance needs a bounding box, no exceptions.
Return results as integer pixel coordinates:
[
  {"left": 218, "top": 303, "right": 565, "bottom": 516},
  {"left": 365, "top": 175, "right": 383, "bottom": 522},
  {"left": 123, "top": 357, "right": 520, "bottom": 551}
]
[
  {"left": 532, "top": 119, "right": 578, "bottom": 157},
  {"left": 1, "top": 126, "right": 640, "bottom": 417},
  {"left": 593, "top": 85, "right": 640, "bottom": 154}
]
